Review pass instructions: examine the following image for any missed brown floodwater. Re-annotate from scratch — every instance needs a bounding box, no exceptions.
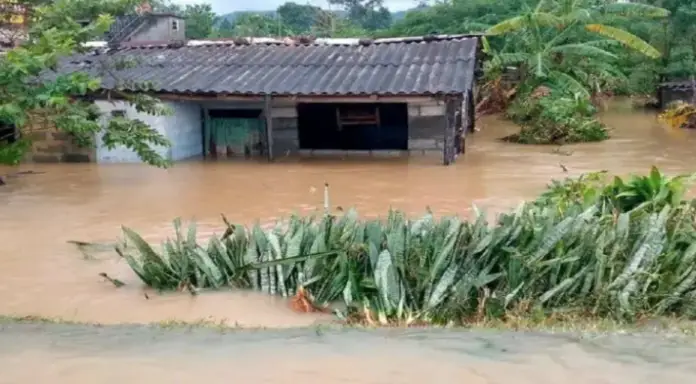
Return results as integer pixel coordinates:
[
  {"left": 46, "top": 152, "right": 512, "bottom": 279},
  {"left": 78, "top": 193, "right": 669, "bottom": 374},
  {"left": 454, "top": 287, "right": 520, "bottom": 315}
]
[
  {"left": 1, "top": 99, "right": 696, "bottom": 382},
  {"left": 1, "top": 99, "right": 696, "bottom": 327}
]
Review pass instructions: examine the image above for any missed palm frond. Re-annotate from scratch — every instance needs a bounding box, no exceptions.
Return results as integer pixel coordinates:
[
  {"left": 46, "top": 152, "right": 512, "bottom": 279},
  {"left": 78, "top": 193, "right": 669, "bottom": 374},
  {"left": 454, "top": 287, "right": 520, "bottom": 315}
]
[
  {"left": 486, "top": 12, "right": 562, "bottom": 35},
  {"left": 585, "top": 24, "right": 662, "bottom": 59},
  {"left": 488, "top": 52, "right": 529, "bottom": 68},
  {"left": 599, "top": 3, "right": 670, "bottom": 19},
  {"left": 547, "top": 70, "right": 591, "bottom": 98},
  {"left": 550, "top": 43, "right": 618, "bottom": 60}
]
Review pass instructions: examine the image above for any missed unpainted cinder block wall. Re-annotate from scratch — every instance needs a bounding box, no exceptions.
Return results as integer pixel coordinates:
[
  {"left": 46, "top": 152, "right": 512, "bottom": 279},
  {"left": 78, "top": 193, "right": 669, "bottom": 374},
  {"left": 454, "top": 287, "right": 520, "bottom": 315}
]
[
  {"left": 24, "top": 110, "right": 95, "bottom": 163},
  {"left": 266, "top": 98, "right": 448, "bottom": 156},
  {"left": 407, "top": 99, "right": 446, "bottom": 154}
]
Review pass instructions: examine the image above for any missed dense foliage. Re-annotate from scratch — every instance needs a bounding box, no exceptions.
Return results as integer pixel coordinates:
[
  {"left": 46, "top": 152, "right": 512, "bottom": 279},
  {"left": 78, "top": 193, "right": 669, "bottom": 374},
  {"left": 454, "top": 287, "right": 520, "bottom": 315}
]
[
  {"left": 0, "top": 0, "right": 172, "bottom": 167},
  {"left": 505, "top": 93, "right": 610, "bottom": 144},
  {"left": 112, "top": 167, "right": 696, "bottom": 325}
]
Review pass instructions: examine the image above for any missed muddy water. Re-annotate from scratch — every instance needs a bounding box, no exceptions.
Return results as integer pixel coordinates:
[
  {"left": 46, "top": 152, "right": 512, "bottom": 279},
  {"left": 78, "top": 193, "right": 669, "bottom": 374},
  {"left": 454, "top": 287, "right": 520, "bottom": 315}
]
[
  {"left": 1, "top": 99, "right": 696, "bottom": 328},
  {"left": 2, "top": 100, "right": 696, "bottom": 383}
]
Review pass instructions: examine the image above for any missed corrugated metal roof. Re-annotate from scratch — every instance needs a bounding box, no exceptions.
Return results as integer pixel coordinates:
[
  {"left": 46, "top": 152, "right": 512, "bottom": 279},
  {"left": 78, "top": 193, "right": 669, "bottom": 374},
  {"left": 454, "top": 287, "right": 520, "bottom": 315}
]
[
  {"left": 63, "top": 35, "right": 479, "bottom": 96},
  {"left": 660, "top": 80, "right": 696, "bottom": 91}
]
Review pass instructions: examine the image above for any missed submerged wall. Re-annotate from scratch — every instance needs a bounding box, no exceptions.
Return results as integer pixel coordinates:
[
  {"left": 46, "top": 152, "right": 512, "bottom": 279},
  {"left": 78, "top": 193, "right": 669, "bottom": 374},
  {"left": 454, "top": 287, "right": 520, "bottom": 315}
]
[
  {"left": 91, "top": 100, "right": 201, "bottom": 164},
  {"left": 24, "top": 97, "right": 450, "bottom": 163},
  {"left": 165, "top": 102, "right": 202, "bottom": 161},
  {"left": 93, "top": 100, "right": 169, "bottom": 163},
  {"left": 659, "top": 87, "right": 692, "bottom": 109},
  {"left": 407, "top": 100, "right": 446, "bottom": 155},
  {"left": 200, "top": 97, "right": 450, "bottom": 157},
  {"left": 200, "top": 99, "right": 299, "bottom": 157},
  {"left": 201, "top": 98, "right": 447, "bottom": 157},
  {"left": 24, "top": 110, "right": 95, "bottom": 163}
]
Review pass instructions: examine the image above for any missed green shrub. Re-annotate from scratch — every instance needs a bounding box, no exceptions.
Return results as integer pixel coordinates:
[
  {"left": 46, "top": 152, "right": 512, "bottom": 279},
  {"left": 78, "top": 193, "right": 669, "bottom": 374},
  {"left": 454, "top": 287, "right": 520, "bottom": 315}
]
[
  {"left": 505, "top": 95, "right": 610, "bottom": 144},
  {"left": 109, "top": 168, "right": 696, "bottom": 325},
  {"left": 0, "top": 139, "right": 31, "bottom": 166},
  {"left": 537, "top": 166, "right": 694, "bottom": 214}
]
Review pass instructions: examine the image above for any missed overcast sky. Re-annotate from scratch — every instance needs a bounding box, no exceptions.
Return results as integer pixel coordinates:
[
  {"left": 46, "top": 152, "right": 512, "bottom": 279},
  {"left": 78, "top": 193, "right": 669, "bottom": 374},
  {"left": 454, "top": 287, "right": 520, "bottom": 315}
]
[{"left": 171, "top": 0, "right": 420, "bottom": 15}]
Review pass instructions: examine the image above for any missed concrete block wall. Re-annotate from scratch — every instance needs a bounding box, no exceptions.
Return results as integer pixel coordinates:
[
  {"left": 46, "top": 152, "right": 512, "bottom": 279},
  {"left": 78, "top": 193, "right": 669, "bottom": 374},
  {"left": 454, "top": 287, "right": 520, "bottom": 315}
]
[
  {"left": 407, "top": 99, "right": 445, "bottom": 154},
  {"left": 94, "top": 100, "right": 170, "bottom": 163},
  {"left": 266, "top": 99, "right": 446, "bottom": 156},
  {"left": 23, "top": 97, "right": 449, "bottom": 163},
  {"left": 25, "top": 110, "right": 95, "bottom": 163},
  {"left": 271, "top": 106, "right": 300, "bottom": 155}
]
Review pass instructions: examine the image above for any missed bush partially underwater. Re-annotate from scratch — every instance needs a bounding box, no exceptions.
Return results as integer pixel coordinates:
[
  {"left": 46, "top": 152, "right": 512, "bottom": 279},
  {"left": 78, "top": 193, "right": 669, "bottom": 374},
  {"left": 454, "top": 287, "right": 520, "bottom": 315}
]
[
  {"left": 95, "top": 167, "right": 696, "bottom": 326},
  {"left": 505, "top": 94, "right": 610, "bottom": 144}
]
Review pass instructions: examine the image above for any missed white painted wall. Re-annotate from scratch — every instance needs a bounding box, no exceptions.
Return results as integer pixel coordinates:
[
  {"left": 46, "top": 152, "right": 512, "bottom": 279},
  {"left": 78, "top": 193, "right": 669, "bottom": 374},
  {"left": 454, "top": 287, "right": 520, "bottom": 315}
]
[
  {"left": 92, "top": 98, "right": 445, "bottom": 163},
  {"left": 94, "top": 100, "right": 202, "bottom": 163},
  {"left": 165, "top": 101, "right": 202, "bottom": 161},
  {"left": 94, "top": 100, "right": 169, "bottom": 163}
]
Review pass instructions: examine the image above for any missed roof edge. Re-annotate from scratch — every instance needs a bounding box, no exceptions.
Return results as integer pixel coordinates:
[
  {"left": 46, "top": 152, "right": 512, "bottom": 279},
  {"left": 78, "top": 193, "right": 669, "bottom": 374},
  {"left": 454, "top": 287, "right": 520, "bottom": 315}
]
[{"left": 83, "top": 34, "right": 483, "bottom": 49}]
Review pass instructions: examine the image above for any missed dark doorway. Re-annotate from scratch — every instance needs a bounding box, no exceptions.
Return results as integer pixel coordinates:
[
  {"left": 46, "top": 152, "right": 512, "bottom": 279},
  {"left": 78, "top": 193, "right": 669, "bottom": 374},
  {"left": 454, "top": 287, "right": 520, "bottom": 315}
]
[
  {"left": 297, "top": 103, "right": 408, "bottom": 150},
  {"left": 208, "top": 109, "right": 262, "bottom": 119},
  {"left": 0, "top": 121, "right": 16, "bottom": 145}
]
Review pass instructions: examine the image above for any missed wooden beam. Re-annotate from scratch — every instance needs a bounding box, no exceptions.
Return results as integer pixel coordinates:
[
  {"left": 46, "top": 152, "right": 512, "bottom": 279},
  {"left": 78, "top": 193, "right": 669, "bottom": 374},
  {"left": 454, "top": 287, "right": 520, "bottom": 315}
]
[
  {"left": 466, "top": 88, "right": 475, "bottom": 134},
  {"left": 264, "top": 95, "right": 274, "bottom": 162},
  {"left": 443, "top": 96, "right": 457, "bottom": 166},
  {"left": 456, "top": 97, "right": 465, "bottom": 155},
  {"left": 158, "top": 93, "right": 265, "bottom": 102},
  {"left": 87, "top": 92, "right": 442, "bottom": 105}
]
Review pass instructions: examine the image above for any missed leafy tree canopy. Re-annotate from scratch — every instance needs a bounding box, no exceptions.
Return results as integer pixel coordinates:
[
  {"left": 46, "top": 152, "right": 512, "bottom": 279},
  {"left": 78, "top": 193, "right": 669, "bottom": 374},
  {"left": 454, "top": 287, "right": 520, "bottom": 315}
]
[{"left": 0, "top": 0, "right": 171, "bottom": 167}]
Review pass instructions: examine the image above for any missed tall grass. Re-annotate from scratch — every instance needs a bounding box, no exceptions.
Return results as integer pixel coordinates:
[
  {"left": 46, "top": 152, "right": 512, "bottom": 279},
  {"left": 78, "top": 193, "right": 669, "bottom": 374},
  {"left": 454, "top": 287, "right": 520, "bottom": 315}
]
[{"left": 111, "top": 167, "right": 696, "bottom": 325}]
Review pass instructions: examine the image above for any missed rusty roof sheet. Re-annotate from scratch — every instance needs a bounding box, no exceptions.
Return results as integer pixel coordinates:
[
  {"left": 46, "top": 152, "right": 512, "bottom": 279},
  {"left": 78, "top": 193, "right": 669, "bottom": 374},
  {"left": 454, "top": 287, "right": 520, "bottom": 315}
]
[{"left": 63, "top": 35, "right": 479, "bottom": 96}]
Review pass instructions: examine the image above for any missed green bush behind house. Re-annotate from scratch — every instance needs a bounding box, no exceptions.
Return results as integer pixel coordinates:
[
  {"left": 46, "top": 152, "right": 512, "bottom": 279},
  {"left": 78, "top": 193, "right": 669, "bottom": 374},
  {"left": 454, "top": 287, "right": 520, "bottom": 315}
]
[{"left": 114, "top": 167, "right": 696, "bottom": 325}]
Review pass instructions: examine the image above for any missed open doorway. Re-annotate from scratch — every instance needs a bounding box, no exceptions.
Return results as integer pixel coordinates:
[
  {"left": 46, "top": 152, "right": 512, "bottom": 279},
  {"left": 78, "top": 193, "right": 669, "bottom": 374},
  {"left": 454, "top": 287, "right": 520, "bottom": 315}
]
[
  {"left": 203, "top": 108, "right": 264, "bottom": 159},
  {"left": 297, "top": 103, "right": 408, "bottom": 150},
  {"left": 0, "top": 121, "right": 16, "bottom": 145}
]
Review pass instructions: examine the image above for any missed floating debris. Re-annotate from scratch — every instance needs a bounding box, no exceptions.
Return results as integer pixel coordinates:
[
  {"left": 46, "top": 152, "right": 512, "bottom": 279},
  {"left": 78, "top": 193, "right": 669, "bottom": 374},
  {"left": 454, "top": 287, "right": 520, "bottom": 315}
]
[{"left": 99, "top": 272, "right": 125, "bottom": 288}]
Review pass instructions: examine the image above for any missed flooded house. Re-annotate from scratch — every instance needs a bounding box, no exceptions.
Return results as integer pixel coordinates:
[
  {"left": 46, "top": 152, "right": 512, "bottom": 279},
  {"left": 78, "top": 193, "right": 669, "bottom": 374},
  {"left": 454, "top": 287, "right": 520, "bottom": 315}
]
[
  {"left": 31, "top": 12, "right": 481, "bottom": 165},
  {"left": 658, "top": 79, "right": 696, "bottom": 109}
]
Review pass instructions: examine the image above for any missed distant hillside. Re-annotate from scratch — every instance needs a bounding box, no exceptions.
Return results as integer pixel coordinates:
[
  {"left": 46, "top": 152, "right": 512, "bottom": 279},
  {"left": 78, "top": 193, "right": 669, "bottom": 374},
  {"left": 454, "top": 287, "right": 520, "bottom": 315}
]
[{"left": 219, "top": 9, "right": 411, "bottom": 24}]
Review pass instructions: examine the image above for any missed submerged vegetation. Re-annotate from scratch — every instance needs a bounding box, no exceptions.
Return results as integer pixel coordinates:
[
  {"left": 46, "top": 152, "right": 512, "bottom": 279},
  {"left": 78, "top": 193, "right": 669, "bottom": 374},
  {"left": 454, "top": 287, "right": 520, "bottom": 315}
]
[
  {"left": 659, "top": 100, "right": 696, "bottom": 130},
  {"left": 105, "top": 167, "right": 696, "bottom": 327},
  {"left": 505, "top": 93, "right": 609, "bottom": 144},
  {"left": 481, "top": 0, "right": 668, "bottom": 144}
]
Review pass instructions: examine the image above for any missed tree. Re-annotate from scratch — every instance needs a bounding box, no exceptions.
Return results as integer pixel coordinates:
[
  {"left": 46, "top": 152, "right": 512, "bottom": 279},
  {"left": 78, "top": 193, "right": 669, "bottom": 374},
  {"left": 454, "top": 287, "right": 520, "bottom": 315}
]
[
  {"left": 633, "top": 0, "right": 696, "bottom": 82},
  {"left": 484, "top": 0, "right": 668, "bottom": 97},
  {"left": 150, "top": 0, "right": 181, "bottom": 13},
  {"left": 213, "top": 17, "right": 235, "bottom": 38},
  {"left": 277, "top": 2, "right": 321, "bottom": 34},
  {"left": 229, "top": 13, "right": 291, "bottom": 37},
  {"left": 182, "top": 3, "right": 215, "bottom": 39},
  {"left": 0, "top": 0, "right": 171, "bottom": 167},
  {"left": 328, "top": 0, "right": 392, "bottom": 31},
  {"left": 312, "top": 10, "right": 368, "bottom": 37},
  {"left": 383, "top": 0, "right": 532, "bottom": 37}
]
